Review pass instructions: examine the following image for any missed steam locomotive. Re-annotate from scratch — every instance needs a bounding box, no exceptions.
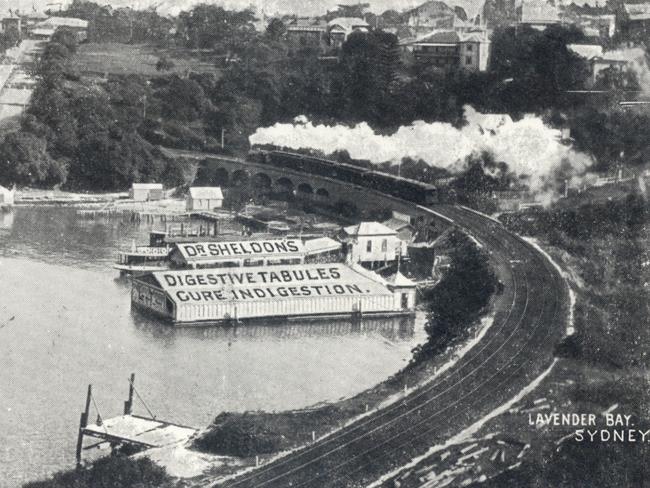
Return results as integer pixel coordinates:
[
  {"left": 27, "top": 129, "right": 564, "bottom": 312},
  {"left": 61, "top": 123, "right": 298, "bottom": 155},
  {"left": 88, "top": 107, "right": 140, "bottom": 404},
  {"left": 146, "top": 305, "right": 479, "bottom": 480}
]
[{"left": 248, "top": 149, "right": 453, "bottom": 205}]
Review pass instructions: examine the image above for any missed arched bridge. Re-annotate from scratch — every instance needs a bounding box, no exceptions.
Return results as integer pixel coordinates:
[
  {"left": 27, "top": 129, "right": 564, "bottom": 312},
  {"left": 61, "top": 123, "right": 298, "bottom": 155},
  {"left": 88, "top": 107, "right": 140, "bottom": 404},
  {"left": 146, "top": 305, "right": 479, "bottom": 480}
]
[{"left": 162, "top": 147, "right": 443, "bottom": 229}]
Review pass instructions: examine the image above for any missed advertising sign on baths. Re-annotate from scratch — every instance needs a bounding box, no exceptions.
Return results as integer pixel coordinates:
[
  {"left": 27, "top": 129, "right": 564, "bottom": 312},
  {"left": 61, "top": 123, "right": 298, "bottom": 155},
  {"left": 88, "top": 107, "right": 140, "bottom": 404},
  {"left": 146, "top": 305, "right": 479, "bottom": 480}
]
[
  {"left": 176, "top": 239, "right": 305, "bottom": 262},
  {"left": 152, "top": 264, "right": 392, "bottom": 304}
]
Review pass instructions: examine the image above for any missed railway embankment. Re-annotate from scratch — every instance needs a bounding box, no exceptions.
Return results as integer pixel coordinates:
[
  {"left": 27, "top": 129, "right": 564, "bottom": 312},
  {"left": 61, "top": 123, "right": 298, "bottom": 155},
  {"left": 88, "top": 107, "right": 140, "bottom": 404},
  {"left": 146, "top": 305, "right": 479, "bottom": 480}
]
[{"left": 189, "top": 230, "right": 498, "bottom": 470}]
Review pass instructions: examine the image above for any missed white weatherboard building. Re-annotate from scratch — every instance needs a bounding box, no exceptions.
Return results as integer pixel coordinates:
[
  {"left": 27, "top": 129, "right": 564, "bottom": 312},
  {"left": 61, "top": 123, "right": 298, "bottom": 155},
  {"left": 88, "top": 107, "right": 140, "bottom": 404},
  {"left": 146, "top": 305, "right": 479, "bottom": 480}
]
[
  {"left": 131, "top": 263, "right": 416, "bottom": 325},
  {"left": 342, "top": 222, "right": 402, "bottom": 266},
  {"left": 186, "top": 187, "right": 223, "bottom": 211}
]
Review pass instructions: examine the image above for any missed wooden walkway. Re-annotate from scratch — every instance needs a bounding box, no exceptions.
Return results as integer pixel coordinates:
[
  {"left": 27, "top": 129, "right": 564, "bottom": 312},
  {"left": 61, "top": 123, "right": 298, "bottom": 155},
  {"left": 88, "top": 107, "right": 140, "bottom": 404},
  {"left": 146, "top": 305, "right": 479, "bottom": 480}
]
[
  {"left": 75, "top": 374, "right": 198, "bottom": 463},
  {"left": 82, "top": 414, "right": 197, "bottom": 449}
]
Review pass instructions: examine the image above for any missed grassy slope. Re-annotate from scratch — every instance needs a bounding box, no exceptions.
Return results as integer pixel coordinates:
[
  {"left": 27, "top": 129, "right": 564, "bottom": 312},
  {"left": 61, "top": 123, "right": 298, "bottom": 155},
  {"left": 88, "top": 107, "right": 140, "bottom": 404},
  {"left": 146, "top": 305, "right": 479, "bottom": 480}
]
[{"left": 71, "top": 43, "right": 223, "bottom": 77}]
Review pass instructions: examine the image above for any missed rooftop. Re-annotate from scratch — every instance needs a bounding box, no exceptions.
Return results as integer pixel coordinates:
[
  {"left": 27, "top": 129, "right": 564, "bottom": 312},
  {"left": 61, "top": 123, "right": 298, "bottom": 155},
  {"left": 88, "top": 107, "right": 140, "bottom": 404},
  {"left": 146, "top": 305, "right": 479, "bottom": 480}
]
[
  {"left": 189, "top": 187, "right": 223, "bottom": 200},
  {"left": 520, "top": 0, "right": 560, "bottom": 24},
  {"left": 287, "top": 17, "right": 329, "bottom": 30},
  {"left": 303, "top": 236, "right": 342, "bottom": 255},
  {"left": 568, "top": 43, "right": 604, "bottom": 59},
  {"left": 132, "top": 183, "right": 163, "bottom": 190},
  {"left": 148, "top": 263, "right": 394, "bottom": 304},
  {"left": 382, "top": 218, "right": 415, "bottom": 231},
  {"left": 386, "top": 272, "right": 416, "bottom": 287},
  {"left": 624, "top": 3, "right": 650, "bottom": 20},
  {"left": 37, "top": 16, "right": 88, "bottom": 29},
  {"left": 404, "top": 28, "right": 488, "bottom": 45},
  {"left": 328, "top": 17, "right": 370, "bottom": 31},
  {"left": 344, "top": 221, "right": 398, "bottom": 236}
]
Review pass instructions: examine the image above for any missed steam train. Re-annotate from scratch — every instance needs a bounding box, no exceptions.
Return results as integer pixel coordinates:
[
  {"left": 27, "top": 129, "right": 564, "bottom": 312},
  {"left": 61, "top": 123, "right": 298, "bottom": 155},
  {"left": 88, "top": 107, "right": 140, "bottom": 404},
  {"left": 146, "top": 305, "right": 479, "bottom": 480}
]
[{"left": 248, "top": 149, "right": 453, "bottom": 205}]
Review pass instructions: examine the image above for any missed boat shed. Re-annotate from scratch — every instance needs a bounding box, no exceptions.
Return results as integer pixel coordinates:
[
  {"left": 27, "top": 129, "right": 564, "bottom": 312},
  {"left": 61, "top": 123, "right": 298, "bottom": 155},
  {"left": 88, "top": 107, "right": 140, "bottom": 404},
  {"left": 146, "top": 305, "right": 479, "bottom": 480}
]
[
  {"left": 169, "top": 238, "right": 307, "bottom": 269},
  {"left": 186, "top": 187, "right": 224, "bottom": 211},
  {"left": 130, "top": 183, "right": 164, "bottom": 202},
  {"left": 132, "top": 263, "right": 416, "bottom": 325}
]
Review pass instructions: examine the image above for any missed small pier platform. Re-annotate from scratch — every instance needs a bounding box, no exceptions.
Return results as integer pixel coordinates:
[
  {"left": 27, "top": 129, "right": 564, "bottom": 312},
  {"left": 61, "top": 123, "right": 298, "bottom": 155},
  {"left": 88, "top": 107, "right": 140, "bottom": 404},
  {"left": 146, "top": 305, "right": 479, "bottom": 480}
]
[
  {"left": 82, "top": 414, "right": 197, "bottom": 449},
  {"left": 76, "top": 374, "right": 198, "bottom": 463}
]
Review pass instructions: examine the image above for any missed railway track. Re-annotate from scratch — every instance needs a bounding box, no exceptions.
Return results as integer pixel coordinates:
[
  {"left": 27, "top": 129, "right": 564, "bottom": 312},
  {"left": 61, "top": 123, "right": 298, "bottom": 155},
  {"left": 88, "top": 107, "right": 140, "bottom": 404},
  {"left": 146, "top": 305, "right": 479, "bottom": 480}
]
[{"left": 211, "top": 204, "right": 569, "bottom": 488}]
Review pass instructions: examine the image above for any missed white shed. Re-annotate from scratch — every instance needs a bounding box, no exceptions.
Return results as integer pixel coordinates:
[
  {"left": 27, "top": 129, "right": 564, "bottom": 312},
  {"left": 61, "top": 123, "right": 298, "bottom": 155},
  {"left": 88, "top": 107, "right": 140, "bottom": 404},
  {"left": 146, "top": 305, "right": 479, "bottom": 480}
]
[
  {"left": 187, "top": 187, "right": 224, "bottom": 211},
  {"left": 130, "top": 183, "right": 164, "bottom": 202},
  {"left": 0, "top": 185, "right": 15, "bottom": 207}
]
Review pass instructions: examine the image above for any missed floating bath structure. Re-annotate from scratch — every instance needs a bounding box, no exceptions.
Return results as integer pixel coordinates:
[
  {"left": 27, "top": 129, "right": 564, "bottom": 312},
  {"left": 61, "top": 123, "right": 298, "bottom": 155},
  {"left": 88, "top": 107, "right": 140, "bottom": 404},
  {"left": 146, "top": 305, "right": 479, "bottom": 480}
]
[{"left": 131, "top": 263, "right": 416, "bottom": 326}]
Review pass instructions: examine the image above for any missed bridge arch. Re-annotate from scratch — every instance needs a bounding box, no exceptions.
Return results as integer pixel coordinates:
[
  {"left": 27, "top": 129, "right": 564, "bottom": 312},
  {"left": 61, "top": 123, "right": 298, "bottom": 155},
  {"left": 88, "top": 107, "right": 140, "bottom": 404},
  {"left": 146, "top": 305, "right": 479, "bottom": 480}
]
[
  {"left": 212, "top": 167, "right": 229, "bottom": 186},
  {"left": 231, "top": 169, "right": 250, "bottom": 187},
  {"left": 315, "top": 188, "right": 330, "bottom": 200},
  {"left": 274, "top": 177, "right": 295, "bottom": 200},
  {"left": 296, "top": 183, "right": 314, "bottom": 198},
  {"left": 252, "top": 172, "right": 272, "bottom": 190}
]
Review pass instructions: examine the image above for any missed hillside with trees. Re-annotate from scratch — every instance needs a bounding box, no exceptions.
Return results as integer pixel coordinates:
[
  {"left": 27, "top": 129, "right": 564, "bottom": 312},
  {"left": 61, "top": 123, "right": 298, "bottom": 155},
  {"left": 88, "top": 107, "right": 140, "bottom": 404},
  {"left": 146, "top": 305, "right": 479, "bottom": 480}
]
[{"left": 1, "top": 0, "right": 648, "bottom": 190}]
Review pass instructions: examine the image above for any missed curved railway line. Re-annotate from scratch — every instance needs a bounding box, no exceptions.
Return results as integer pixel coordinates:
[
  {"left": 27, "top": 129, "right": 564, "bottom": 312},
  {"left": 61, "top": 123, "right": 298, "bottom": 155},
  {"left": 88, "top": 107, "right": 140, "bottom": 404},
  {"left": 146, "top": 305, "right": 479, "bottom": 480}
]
[{"left": 206, "top": 201, "right": 569, "bottom": 488}]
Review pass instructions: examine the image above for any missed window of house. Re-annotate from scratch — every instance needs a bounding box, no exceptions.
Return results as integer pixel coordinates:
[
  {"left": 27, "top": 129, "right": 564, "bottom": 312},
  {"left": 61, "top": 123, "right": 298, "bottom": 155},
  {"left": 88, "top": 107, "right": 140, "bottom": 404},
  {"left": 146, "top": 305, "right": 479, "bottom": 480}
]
[
  {"left": 466, "top": 56, "right": 473, "bottom": 65},
  {"left": 381, "top": 239, "right": 387, "bottom": 252},
  {"left": 466, "top": 44, "right": 473, "bottom": 51},
  {"left": 366, "top": 240, "right": 372, "bottom": 253}
]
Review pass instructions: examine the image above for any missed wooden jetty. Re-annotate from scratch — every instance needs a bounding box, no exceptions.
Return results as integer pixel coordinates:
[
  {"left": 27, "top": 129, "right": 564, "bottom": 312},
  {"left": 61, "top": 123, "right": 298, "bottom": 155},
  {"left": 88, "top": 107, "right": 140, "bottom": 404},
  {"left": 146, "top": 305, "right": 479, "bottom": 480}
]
[{"left": 75, "top": 374, "right": 198, "bottom": 464}]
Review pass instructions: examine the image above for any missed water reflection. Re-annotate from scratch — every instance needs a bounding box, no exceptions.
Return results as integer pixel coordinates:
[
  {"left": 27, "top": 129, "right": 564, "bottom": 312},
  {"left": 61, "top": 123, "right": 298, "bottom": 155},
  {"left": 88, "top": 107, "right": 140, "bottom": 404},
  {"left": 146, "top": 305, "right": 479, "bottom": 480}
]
[
  {"left": 0, "top": 206, "right": 424, "bottom": 487},
  {"left": 131, "top": 310, "right": 415, "bottom": 344},
  {"left": 0, "top": 209, "right": 13, "bottom": 230}
]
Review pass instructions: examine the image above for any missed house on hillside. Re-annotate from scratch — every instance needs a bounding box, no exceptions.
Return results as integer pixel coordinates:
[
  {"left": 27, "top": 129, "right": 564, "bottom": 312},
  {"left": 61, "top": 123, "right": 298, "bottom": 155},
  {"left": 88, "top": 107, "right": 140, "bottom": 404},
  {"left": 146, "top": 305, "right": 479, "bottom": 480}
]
[
  {"left": 567, "top": 44, "right": 632, "bottom": 85},
  {"left": 403, "top": 28, "right": 491, "bottom": 71},
  {"left": 328, "top": 17, "right": 370, "bottom": 48},
  {"left": 1, "top": 13, "right": 22, "bottom": 36},
  {"left": 622, "top": 3, "right": 650, "bottom": 37},
  {"left": 21, "top": 9, "right": 48, "bottom": 27},
  {"left": 186, "top": 187, "right": 223, "bottom": 211},
  {"left": 560, "top": 5, "right": 616, "bottom": 39},
  {"left": 34, "top": 16, "right": 88, "bottom": 41},
  {"left": 285, "top": 18, "right": 329, "bottom": 52},
  {"left": 517, "top": 0, "right": 560, "bottom": 30},
  {"left": 130, "top": 183, "right": 164, "bottom": 202},
  {"left": 341, "top": 221, "right": 402, "bottom": 268},
  {"left": 404, "top": 1, "right": 460, "bottom": 33}
]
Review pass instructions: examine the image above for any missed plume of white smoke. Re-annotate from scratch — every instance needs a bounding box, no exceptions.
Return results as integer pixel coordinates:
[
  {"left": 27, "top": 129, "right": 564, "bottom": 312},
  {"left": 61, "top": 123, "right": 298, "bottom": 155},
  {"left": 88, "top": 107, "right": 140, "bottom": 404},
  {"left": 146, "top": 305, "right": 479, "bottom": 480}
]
[{"left": 250, "top": 106, "right": 593, "bottom": 195}]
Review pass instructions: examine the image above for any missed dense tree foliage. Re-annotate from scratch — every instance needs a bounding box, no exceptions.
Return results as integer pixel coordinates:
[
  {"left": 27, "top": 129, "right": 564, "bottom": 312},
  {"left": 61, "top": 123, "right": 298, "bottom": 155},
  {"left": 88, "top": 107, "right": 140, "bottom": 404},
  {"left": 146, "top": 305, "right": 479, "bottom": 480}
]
[
  {"left": 24, "top": 455, "right": 173, "bottom": 488},
  {"left": 55, "top": 0, "right": 174, "bottom": 45},
  {"left": 501, "top": 195, "right": 649, "bottom": 368},
  {"left": 176, "top": 5, "right": 257, "bottom": 51},
  {"left": 0, "top": 30, "right": 193, "bottom": 190},
  {"left": 413, "top": 230, "right": 497, "bottom": 363}
]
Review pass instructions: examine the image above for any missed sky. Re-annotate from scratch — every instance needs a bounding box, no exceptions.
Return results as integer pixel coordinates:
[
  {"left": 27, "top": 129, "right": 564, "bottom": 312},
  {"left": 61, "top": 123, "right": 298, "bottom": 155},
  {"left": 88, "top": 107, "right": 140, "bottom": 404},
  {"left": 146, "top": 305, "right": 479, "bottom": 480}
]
[
  {"left": 2, "top": 0, "right": 486, "bottom": 19},
  {"left": 2, "top": 0, "right": 603, "bottom": 21}
]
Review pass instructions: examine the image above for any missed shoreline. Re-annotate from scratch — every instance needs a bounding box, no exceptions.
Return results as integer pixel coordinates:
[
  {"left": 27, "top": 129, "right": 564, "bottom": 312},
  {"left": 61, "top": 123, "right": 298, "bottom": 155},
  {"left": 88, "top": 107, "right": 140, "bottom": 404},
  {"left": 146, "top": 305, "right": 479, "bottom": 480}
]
[{"left": 175, "top": 300, "right": 498, "bottom": 483}]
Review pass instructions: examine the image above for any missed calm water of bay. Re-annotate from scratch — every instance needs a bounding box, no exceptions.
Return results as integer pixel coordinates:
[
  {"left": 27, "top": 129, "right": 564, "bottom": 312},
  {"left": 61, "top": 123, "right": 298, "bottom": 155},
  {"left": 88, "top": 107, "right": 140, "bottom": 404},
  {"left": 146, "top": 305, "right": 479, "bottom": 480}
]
[{"left": 0, "top": 207, "right": 424, "bottom": 487}]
